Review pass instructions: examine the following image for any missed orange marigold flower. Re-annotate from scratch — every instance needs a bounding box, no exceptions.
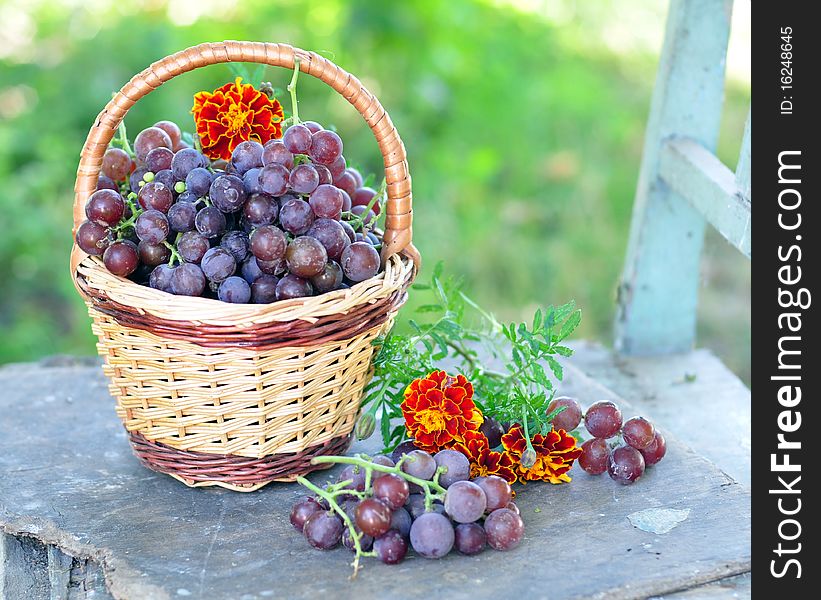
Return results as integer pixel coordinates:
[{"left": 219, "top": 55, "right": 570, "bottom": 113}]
[
  {"left": 502, "top": 424, "right": 583, "bottom": 484},
  {"left": 448, "top": 430, "right": 518, "bottom": 484},
  {"left": 401, "top": 371, "right": 483, "bottom": 453},
  {"left": 191, "top": 77, "right": 284, "bottom": 160}
]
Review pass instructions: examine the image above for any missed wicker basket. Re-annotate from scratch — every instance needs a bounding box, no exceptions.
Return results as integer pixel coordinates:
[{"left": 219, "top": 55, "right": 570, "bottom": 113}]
[{"left": 69, "top": 41, "right": 420, "bottom": 492}]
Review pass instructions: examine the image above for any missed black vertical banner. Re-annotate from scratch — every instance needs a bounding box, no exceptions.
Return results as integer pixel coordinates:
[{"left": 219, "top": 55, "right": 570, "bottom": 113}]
[{"left": 755, "top": 3, "right": 817, "bottom": 595}]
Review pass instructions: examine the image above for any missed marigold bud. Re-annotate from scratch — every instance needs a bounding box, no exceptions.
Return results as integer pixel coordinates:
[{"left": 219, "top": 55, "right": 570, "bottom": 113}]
[
  {"left": 520, "top": 447, "right": 537, "bottom": 470},
  {"left": 355, "top": 412, "right": 376, "bottom": 440}
]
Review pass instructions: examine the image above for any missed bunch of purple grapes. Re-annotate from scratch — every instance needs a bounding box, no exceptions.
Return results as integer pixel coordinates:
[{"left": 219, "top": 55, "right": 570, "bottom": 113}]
[
  {"left": 545, "top": 396, "right": 667, "bottom": 485},
  {"left": 75, "top": 119, "right": 385, "bottom": 303},
  {"left": 290, "top": 446, "right": 524, "bottom": 569}
]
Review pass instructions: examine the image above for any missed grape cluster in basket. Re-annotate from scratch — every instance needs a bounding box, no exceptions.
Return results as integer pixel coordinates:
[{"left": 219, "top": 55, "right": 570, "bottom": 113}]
[
  {"left": 76, "top": 119, "right": 385, "bottom": 303},
  {"left": 546, "top": 396, "right": 667, "bottom": 485},
  {"left": 291, "top": 447, "right": 524, "bottom": 574}
]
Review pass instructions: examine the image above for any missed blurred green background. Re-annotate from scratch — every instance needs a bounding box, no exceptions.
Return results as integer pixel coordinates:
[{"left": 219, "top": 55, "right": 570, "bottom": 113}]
[{"left": 0, "top": 0, "right": 750, "bottom": 382}]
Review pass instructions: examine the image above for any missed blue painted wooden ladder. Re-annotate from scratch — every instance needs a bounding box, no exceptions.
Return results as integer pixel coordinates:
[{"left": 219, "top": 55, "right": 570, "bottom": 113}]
[{"left": 615, "top": 0, "right": 751, "bottom": 356}]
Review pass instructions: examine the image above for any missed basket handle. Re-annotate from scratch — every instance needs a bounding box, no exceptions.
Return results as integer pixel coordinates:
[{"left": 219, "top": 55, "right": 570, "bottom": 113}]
[{"left": 71, "top": 41, "right": 419, "bottom": 269}]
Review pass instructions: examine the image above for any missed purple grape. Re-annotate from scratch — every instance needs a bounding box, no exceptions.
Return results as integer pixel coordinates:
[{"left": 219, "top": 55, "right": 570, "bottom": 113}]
[
  {"left": 444, "top": 480, "right": 487, "bottom": 523},
  {"left": 137, "top": 240, "right": 170, "bottom": 267},
  {"left": 149, "top": 264, "right": 175, "bottom": 292},
  {"left": 171, "top": 148, "right": 207, "bottom": 180},
  {"left": 249, "top": 225, "right": 287, "bottom": 262},
  {"left": 76, "top": 221, "right": 110, "bottom": 256},
  {"left": 432, "top": 450, "right": 470, "bottom": 488},
  {"left": 85, "top": 189, "right": 125, "bottom": 227},
  {"left": 607, "top": 446, "right": 645, "bottom": 484},
  {"left": 170, "top": 263, "right": 206, "bottom": 296},
  {"left": 96, "top": 174, "right": 119, "bottom": 191},
  {"left": 283, "top": 124, "right": 312, "bottom": 154},
  {"left": 328, "top": 155, "right": 346, "bottom": 179},
  {"left": 288, "top": 163, "right": 319, "bottom": 195},
  {"left": 217, "top": 276, "right": 251, "bottom": 303},
  {"left": 475, "top": 476, "right": 513, "bottom": 512},
  {"left": 257, "top": 257, "right": 285, "bottom": 275},
  {"left": 349, "top": 205, "right": 376, "bottom": 228},
  {"left": 309, "top": 184, "right": 344, "bottom": 219},
  {"left": 200, "top": 247, "right": 236, "bottom": 283},
  {"left": 390, "top": 441, "right": 418, "bottom": 464},
  {"left": 640, "top": 431, "right": 667, "bottom": 467},
  {"left": 250, "top": 274, "right": 279, "bottom": 303},
  {"left": 622, "top": 417, "right": 656, "bottom": 450},
  {"left": 579, "top": 438, "right": 610, "bottom": 475},
  {"left": 547, "top": 396, "right": 583, "bottom": 432},
  {"left": 134, "top": 127, "right": 172, "bottom": 164},
  {"left": 129, "top": 167, "right": 149, "bottom": 193},
  {"left": 177, "top": 231, "right": 210, "bottom": 264},
  {"left": 185, "top": 167, "right": 213, "bottom": 197},
  {"left": 355, "top": 498, "right": 393, "bottom": 538},
  {"left": 289, "top": 497, "right": 322, "bottom": 532},
  {"left": 479, "top": 416, "right": 505, "bottom": 448},
  {"left": 342, "top": 528, "right": 373, "bottom": 553},
  {"left": 484, "top": 508, "right": 525, "bottom": 551},
  {"left": 276, "top": 274, "right": 313, "bottom": 300},
  {"left": 372, "top": 474, "right": 410, "bottom": 511},
  {"left": 374, "top": 530, "right": 408, "bottom": 564},
  {"left": 210, "top": 174, "right": 246, "bottom": 213},
  {"left": 102, "top": 147, "right": 132, "bottom": 181},
  {"left": 279, "top": 198, "right": 315, "bottom": 235},
  {"left": 145, "top": 146, "right": 173, "bottom": 172},
  {"left": 341, "top": 242, "right": 380, "bottom": 282},
  {"left": 302, "top": 121, "right": 323, "bottom": 134},
  {"left": 240, "top": 256, "right": 264, "bottom": 283},
  {"left": 230, "top": 140, "right": 263, "bottom": 174},
  {"left": 314, "top": 164, "right": 332, "bottom": 186},
  {"left": 285, "top": 236, "right": 328, "bottom": 278},
  {"left": 333, "top": 171, "right": 357, "bottom": 197},
  {"left": 242, "top": 193, "right": 278, "bottom": 227},
  {"left": 389, "top": 507, "right": 412, "bottom": 538},
  {"left": 340, "top": 220, "right": 356, "bottom": 243},
  {"left": 138, "top": 181, "right": 173, "bottom": 213},
  {"left": 262, "top": 139, "right": 294, "bottom": 169},
  {"left": 220, "top": 230, "right": 250, "bottom": 263},
  {"left": 103, "top": 241, "right": 139, "bottom": 277},
  {"left": 401, "top": 450, "right": 436, "bottom": 480},
  {"left": 153, "top": 169, "right": 176, "bottom": 193},
  {"left": 309, "top": 130, "right": 343, "bottom": 165},
  {"left": 135, "top": 209, "right": 170, "bottom": 244},
  {"left": 259, "top": 164, "right": 289, "bottom": 196},
  {"left": 242, "top": 167, "right": 264, "bottom": 195},
  {"left": 303, "top": 511, "right": 343, "bottom": 550},
  {"left": 585, "top": 401, "right": 623, "bottom": 439},
  {"left": 454, "top": 523, "right": 487, "bottom": 555},
  {"left": 347, "top": 167, "right": 364, "bottom": 187},
  {"left": 195, "top": 206, "right": 227, "bottom": 239},
  {"left": 167, "top": 201, "right": 197, "bottom": 232},
  {"left": 310, "top": 261, "right": 343, "bottom": 293},
  {"left": 409, "top": 512, "right": 454, "bottom": 559}
]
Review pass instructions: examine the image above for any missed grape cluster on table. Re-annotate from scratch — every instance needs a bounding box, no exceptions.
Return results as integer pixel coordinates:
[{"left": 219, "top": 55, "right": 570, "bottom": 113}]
[
  {"left": 546, "top": 396, "right": 667, "bottom": 485},
  {"left": 76, "top": 119, "right": 385, "bottom": 303},
  {"left": 290, "top": 447, "right": 524, "bottom": 568}
]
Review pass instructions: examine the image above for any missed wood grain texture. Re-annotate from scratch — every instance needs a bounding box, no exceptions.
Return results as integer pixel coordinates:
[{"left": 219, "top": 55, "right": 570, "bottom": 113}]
[
  {"left": 658, "top": 137, "right": 751, "bottom": 258},
  {"left": 0, "top": 351, "right": 750, "bottom": 600}
]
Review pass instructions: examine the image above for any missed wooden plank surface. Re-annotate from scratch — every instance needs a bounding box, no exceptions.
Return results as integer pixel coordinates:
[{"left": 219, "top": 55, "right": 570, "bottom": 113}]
[{"left": 0, "top": 355, "right": 750, "bottom": 600}]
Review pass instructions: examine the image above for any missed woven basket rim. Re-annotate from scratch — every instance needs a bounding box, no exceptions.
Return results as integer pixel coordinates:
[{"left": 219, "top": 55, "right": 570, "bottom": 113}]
[{"left": 76, "top": 252, "right": 415, "bottom": 326}]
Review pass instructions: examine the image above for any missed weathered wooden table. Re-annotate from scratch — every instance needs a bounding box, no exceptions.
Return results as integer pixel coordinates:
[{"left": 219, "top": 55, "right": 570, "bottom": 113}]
[{"left": 0, "top": 349, "right": 750, "bottom": 600}]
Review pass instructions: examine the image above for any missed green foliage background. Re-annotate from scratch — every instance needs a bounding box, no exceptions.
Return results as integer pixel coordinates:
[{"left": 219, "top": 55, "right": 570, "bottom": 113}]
[{"left": 0, "top": 0, "right": 750, "bottom": 382}]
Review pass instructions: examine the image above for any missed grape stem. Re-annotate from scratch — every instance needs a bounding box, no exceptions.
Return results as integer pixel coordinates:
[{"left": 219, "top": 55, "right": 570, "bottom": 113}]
[
  {"left": 112, "top": 194, "right": 143, "bottom": 240},
  {"left": 163, "top": 233, "right": 185, "bottom": 267},
  {"left": 295, "top": 475, "right": 374, "bottom": 578},
  {"left": 287, "top": 57, "right": 302, "bottom": 125}
]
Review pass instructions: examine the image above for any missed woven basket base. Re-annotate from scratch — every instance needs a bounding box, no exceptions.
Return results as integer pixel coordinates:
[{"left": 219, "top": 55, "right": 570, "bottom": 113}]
[{"left": 128, "top": 431, "right": 351, "bottom": 492}]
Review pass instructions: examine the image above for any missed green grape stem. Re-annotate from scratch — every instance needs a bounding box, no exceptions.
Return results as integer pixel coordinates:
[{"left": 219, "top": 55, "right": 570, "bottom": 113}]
[
  {"left": 287, "top": 57, "right": 302, "bottom": 125},
  {"left": 295, "top": 476, "right": 374, "bottom": 577},
  {"left": 163, "top": 233, "right": 185, "bottom": 267}
]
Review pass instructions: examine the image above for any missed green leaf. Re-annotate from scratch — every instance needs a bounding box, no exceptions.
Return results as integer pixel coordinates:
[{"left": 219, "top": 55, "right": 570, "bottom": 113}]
[
  {"left": 416, "top": 304, "right": 444, "bottom": 313},
  {"left": 380, "top": 411, "right": 391, "bottom": 446},
  {"left": 554, "top": 300, "right": 577, "bottom": 323},
  {"left": 553, "top": 345, "right": 574, "bottom": 357},
  {"left": 433, "top": 260, "right": 445, "bottom": 280},
  {"left": 532, "top": 308, "right": 543, "bottom": 332},
  {"left": 412, "top": 283, "right": 431, "bottom": 290},
  {"left": 546, "top": 355, "right": 564, "bottom": 380},
  {"left": 558, "top": 309, "right": 582, "bottom": 341}
]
